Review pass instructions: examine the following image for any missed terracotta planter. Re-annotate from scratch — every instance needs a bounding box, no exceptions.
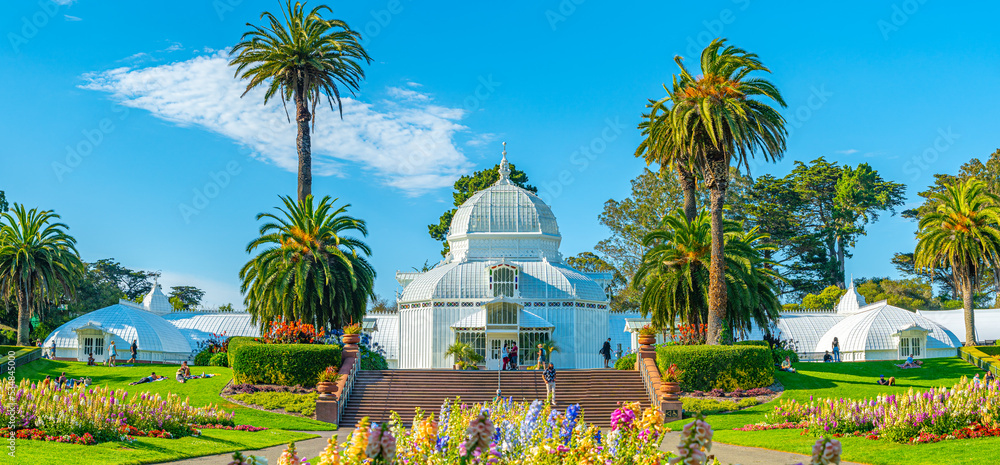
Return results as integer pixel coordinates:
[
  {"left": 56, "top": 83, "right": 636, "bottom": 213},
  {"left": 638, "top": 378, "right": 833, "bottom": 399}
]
[
  {"left": 316, "top": 381, "right": 338, "bottom": 399},
  {"left": 342, "top": 334, "right": 360, "bottom": 345},
  {"left": 662, "top": 381, "right": 681, "bottom": 400},
  {"left": 637, "top": 334, "right": 656, "bottom": 346}
]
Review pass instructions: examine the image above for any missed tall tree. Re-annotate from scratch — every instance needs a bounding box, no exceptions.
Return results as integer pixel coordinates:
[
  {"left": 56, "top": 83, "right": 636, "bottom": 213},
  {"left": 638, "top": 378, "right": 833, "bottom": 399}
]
[
  {"left": 596, "top": 167, "right": 749, "bottom": 311},
  {"left": 168, "top": 285, "right": 205, "bottom": 311},
  {"left": 427, "top": 162, "right": 535, "bottom": 256},
  {"left": 905, "top": 149, "right": 1000, "bottom": 220},
  {"left": 914, "top": 179, "right": 1000, "bottom": 346},
  {"left": 648, "top": 39, "right": 787, "bottom": 344},
  {"left": 0, "top": 190, "right": 7, "bottom": 213},
  {"left": 632, "top": 209, "right": 781, "bottom": 338},
  {"left": 240, "top": 195, "right": 375, "bottom": 330},
  {"left": 0, "top": 205, "right": 83, "bottom": 345},
  {"left": 636, "top": 101, "right": 699, "bottom": 222},
  {"left": 230, "top": 1, "right": 371, "bottom": 202}
]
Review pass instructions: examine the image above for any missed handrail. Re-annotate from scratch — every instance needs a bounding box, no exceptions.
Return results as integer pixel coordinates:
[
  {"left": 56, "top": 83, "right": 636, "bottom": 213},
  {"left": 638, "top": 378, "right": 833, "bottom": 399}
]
[
  {"left": 336, "top": 355, "right": 361, "bottom": 426},
  {"left": 637, "top": 350, "right": 661, "bottom": 411}
]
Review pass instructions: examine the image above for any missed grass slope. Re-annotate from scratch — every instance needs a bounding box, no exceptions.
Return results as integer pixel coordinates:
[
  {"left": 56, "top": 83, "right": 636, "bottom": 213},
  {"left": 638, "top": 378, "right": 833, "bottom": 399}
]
[
  {"left": 665, "top": 358, "right": 987, "bottom": 465},
  {"left": 8, "top": 359, "right": 335, "bottom": 464}
]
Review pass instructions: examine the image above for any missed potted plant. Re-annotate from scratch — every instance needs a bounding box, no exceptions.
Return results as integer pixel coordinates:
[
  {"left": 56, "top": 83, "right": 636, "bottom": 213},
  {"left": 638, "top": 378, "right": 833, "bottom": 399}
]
[
  {"left": 661, "top": 363, "right": 683, "bottom": 399},
  {"left": 316, "top": 366, "right": 341, "bottom": 398},
  {"left": 638, "top": 324, "right": 658, "bottom": 346},
  {"left": 342, "top": 323, "right": 362, "bottom": 345}
]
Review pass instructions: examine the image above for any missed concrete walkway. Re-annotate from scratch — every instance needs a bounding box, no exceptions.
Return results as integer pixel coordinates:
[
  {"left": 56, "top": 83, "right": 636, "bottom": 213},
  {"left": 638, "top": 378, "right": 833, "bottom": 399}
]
[{"left": 166, "top": 428, "right": 861, "bottom": 465}]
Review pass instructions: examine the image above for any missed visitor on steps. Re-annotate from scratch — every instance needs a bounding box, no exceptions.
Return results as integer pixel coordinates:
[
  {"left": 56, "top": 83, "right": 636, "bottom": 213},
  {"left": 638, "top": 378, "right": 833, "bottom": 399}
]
[
  {"left": 832, "top": 337, "right": 841, "bottom": 362},
  {"left": 600, "top": 338, "right": 612, "bottom": 368},
  {"left": 543, "top": 362, "right": 557, "bottom": 405},
  {"left": 502, "top": 343, "right": 510, "bottom": 371},
  {"left": 510, "top": 342, "right": 518, "bottom": 370}
]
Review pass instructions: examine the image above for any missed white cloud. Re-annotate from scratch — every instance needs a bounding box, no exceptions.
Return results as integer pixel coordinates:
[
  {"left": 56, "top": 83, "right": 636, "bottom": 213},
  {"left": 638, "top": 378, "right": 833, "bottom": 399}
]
[
  {"left": 835, "top": 149, "right": 859, "bottom": 155},
  {"left": 164, "top": 42, "right": 183, "bottom": 52},
  {"left": 53, "top": 0, "right": 76, "bottom": 5},
  {"left": 64, "top": 15, "right": 82, "bottom": 21},
  {"left": 466, "top": 132, "right": 497, "bottom": 147},
  {"left": 81, "top": 52, "right": 473, "bottom": 193}
]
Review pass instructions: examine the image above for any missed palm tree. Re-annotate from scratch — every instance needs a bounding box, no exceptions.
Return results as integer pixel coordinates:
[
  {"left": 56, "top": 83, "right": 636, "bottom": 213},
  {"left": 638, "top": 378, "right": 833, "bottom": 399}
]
[
  {"left": 651, "top": 38, "right": 787, "bottom": 344},
  {"left": 240, "top": 195, "right": 375, "bottom": 331},
  {"left": 445, "top": 341, "right": 485, "bottom": 370},
  {"left": 636, "top": 98, "right": 698, "bottom": 222},
  {"left": 0, "top": 204, "right": 83, "bottom": 345},
  {"left": 230, "top": 1, "right": 371, "bottom": 202},
  {"left": 632, "top": 209, "right": 781, "bottom": 339},
  {"left": 914, "top": 178, "right": 1000, "bottom": 346}
]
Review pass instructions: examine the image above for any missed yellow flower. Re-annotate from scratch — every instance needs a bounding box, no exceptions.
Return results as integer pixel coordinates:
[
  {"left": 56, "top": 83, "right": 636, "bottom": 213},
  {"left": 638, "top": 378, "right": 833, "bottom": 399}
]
[{"left": 316, "top": 436, "right": 341, "bottom": 465}]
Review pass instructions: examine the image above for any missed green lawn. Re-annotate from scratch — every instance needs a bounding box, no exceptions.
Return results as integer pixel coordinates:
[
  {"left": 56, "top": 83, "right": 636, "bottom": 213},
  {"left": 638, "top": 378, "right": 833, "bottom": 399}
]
[
  {"left": 665, "top": 357, "right": 988, "bottom": 464},
  {"left": 8, "top": 358, "right": 336, "bottom": 464}
]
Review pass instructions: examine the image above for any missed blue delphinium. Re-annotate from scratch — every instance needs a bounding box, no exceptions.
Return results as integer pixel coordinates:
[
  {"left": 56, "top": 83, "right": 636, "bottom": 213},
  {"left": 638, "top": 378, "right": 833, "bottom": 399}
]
[
  {"left": 560, "top": 404, "right": 581, "bottom": 444},
  {"left": 520, "top": 399, "right": 543, "bottom": 442}
]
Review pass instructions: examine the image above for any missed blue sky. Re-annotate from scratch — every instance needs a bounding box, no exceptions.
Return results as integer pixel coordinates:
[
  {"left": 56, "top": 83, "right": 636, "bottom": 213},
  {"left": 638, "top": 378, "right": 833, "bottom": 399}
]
[{"left": 2, "top": 1, "right": 998, "bottom": 307}]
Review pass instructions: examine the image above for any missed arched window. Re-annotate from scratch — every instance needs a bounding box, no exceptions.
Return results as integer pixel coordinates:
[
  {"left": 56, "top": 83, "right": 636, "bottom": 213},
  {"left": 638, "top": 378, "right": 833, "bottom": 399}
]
[
  {"left": 489, "top": 264, "right": 518, "bottom": 297},
  {"left": 487, "top": 302, "right": 519, "bottom": 325}
]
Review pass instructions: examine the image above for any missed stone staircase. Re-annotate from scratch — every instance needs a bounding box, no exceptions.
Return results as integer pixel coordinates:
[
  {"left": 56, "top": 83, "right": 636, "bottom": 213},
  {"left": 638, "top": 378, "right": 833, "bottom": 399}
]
[{"left": 339, "top": 369, "right": 648, "bottom": 427}]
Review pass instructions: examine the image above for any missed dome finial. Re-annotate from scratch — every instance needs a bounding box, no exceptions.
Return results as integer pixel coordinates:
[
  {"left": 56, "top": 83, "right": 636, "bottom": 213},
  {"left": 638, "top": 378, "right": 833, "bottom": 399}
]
[{"left": 497, "top": 142, "right": 512, "bottom": 185}]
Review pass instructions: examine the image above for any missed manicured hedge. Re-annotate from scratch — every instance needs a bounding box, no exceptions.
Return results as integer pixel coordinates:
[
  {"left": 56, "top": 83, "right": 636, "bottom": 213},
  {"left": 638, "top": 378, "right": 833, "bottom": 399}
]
[
  {"left": 656, "top": 345, "right": 773, "bottom": 392},
  {"left": 231, "top": 342, "right": 341, "bottom": 386},
  {"left": 227, "top": 336, "right": 258, "bottom": 367},
  {"left": 961, "top": 346, "right": 1000, "bottom": 375},
  {"left": 977, "top": 346, "right": 1000, "bottom": 357}
]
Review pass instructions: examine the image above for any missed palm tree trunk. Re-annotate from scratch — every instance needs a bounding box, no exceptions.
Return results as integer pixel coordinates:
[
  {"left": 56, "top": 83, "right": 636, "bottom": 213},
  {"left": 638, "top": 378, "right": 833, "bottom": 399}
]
[
  {"left": 677, "top": 163, "right": 697, "bottom": 223},
  {"left": 294, "top": 80, "right": 313, "bottom": 203},
  {"left": 16, "top": 285, "right": 29, "bottom": 346},
  {"left": 836, "top": 239, "right": 846, "bottom": 288},
  {"left": 705, "top": 152, "right": 729, "bottom": 346},
  {"left": 962, "top": 278, "right": 976, "bottom": 346}
]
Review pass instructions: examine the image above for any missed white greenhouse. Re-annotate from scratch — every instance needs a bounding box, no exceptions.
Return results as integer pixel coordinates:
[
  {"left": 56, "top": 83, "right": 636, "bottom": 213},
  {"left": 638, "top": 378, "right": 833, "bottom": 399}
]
[
  {"left": 44, "top": 283, "right": 260, "bottom": 364},
  {"left": 392, "top": 149, "right": 615, "bottom": 369}
]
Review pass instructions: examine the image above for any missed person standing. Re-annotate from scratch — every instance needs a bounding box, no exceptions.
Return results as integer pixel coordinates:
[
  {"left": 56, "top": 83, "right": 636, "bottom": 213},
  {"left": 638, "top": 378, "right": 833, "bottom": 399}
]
[
  {"left": 108, "top": 341, "right": 117, "bottom": 367},
  {"left": 49, "top": 340, "right": 57, "bottom": 360},
  {"left": 510, "top": 342, "right": 518, "bottom": 370},
  {"left": 543, "top": 362, "right": 557, "bottom": 405},
  {"left": 832, "top": 337, "right": 841, "bottom": 362},
  {"left": 502, "top": 343, "right": 510, "bottom": 371},
  {"left": 536, "top": 343, "right": 545, "bottom": 368},
  {"left": 600, "top": 338, "right": 612, "bottom": 368},
  {"left": 128, "top": 339, "right": 138, "bottom": 364}
]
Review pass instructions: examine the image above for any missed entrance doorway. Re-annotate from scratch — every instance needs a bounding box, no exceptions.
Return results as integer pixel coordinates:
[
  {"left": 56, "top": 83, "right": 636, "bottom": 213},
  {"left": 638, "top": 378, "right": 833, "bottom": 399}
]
[{"left": 486, "top": 334, "right": 518, "bottom": 370}]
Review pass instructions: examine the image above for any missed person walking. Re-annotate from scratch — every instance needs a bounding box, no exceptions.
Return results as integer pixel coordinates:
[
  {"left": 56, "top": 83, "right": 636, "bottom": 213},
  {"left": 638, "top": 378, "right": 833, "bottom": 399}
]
[
  {"left": 108, "top": 341, "right": 117, "bottom": 367},
  {"left": 600, "top": 338, "right": 613, "bottom": 368},
  {"left": 49, "top": 340, "right": 57, "bottom": 360},
  {"left": 832, "top": 337, "right": 841, "bottom": 362},
  {"left": 128, "top": 339, "right": 138, "bottom": 364},
  {"left": 536, "top": 343, "right": 545, "bottom": 369},
  {"left": 509, "top": 342, "right": 519, "bottom": 370},
  {"left": 543, "top": 362, "right": 557, "bottom": 406}
]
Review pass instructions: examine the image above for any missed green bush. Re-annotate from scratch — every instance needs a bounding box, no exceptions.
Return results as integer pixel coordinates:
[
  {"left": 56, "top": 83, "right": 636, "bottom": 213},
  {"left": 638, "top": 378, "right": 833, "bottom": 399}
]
[
  {"left": 359, "top": 344, "right": 388, "bottom": 370},
  {"left": 230, "top": 391, "right": 318, "bottom": 417},
  {"left": 209, "top": 352, "right": 229, "bottom": 367},
  {"left": 193, "top": 348, "right": 213, "bottom": 366},
  {"left": 614, "top": 353, "right": 637, "bottom": 370},
  {"left": 656, "top": 345, "right": 773, "bottom": 391},
  {"left": 978, "top": 346, "right": 1000, "bottom": 357},
  {"left": 682, "top": 397, "right": 759, "bottom": 417},
  {"left": 231, "top": 342, "right": 341, "bottom": 386},
  {"left": 772, "top": 347, "right": 799, "bottom": 364},
  {"left": 734, "top": 340, "right": 769, "bottom": 347}
]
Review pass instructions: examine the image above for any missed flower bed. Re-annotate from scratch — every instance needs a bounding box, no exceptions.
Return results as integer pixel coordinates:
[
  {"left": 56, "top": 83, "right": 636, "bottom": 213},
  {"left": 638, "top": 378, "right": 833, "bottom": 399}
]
[
  {"left": 0, "top": 379, "right": 235, "bottom": 443},
  {"left": 755, "top": 376, "right": 1000, "bottom": 443},
  {"left": 291, "top": 397, "right": 846, "bottom": 464}
]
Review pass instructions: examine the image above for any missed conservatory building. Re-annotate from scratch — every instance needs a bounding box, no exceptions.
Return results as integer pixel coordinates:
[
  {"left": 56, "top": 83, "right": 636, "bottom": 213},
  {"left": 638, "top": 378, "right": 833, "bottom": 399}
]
[{"left": 394, "top": 149, "right": 613, "bottom": 369}]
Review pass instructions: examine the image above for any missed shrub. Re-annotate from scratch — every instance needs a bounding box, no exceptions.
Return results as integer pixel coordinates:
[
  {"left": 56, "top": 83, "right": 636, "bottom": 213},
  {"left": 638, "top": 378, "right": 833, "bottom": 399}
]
[
  {"left": 194, "top": 348, "right": 213, "bottom": 366},
  {"left": 614, "top": 353, "right": 636, "bottom": 370},
  {"left": 772, "top": 347, "right": 799, "bottom": 365},
  {"left": 734, "top": 340, "right": 769, "bottom": 347},
  {"left": 231, "top": 343, "right": 341, "bottom": 386},
  {"left": 359, "top": 344, "right": 388, "bottom": 370},
  {"left": 228, "top": 336, "right": 258, "bottom": 367},
  {"left": 682, "top": 397, "right": 759, "bottom": 416},
  {"left": 209, "top": 352, "right": 229, "bottom": 367},
  {"left": 656, "top": 344, "right": 773, "bottom": 392}
]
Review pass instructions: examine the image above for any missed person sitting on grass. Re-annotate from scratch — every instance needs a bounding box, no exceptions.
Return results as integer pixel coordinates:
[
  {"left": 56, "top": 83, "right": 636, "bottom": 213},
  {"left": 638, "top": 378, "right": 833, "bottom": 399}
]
[
  {"left": 176, "top": 361, "right": 192, "bottom": 383},
  {"left": 56, "top": 372, "right": 67, "bottom": 388},
  {"left": 780, "top": 356, "right": 796, "bottom": 373},
  {"left": 986, "top": 371, "right": 996, "bottom": 384},
  {"left": 896, "top": 354, "right": 921, "bottom": 369},
  {"left": 130, "top": 372, "right": 163, "bottom": 385},
  {"left": 876, "top": 375, "right": 895, "bottom": 386},
  {"left": 87, "top": 352, "right": 95, "bottom": 366},
  {"left": 823, "top": 351, "right": 833, "bottom": 363}
]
